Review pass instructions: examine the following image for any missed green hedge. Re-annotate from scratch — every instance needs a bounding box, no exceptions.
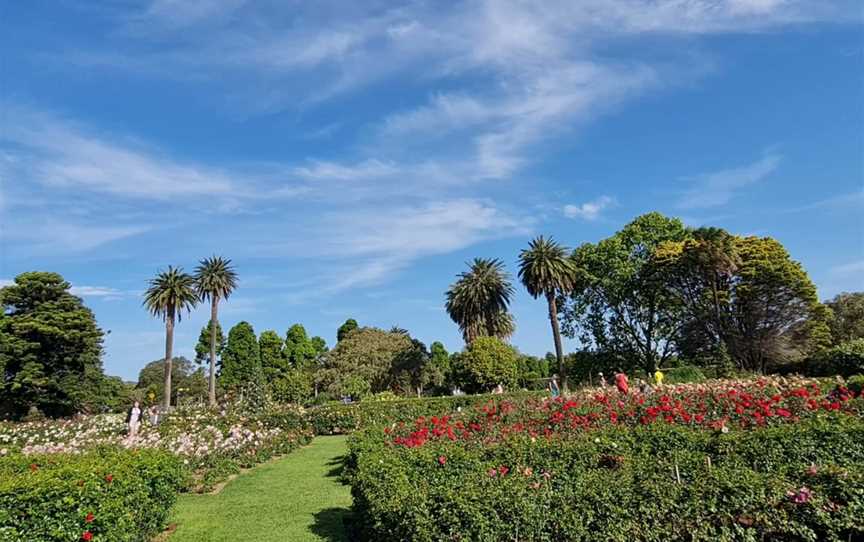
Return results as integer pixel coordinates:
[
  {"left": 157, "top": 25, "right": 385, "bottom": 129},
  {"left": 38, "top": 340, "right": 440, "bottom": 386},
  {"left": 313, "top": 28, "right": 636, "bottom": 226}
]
[
  {"left": 307, "top": 391, "right": 544, "bottom": 435},
  {"left": 0, "top": 447, "right": 186, "bottom": 542},
  {"left": 774, "top": 339, "right": 864, "bottom": 378},
  {"left": 348, "top": 415, "right": 864, "bottom": 542}
]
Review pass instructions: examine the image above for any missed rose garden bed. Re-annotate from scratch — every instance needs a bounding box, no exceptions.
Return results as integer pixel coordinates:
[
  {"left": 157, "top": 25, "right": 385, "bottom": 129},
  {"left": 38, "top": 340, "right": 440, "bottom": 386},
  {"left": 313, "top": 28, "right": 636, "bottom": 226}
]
[{"left": 346, "top": 377, "right": 864, "bottom": 541}]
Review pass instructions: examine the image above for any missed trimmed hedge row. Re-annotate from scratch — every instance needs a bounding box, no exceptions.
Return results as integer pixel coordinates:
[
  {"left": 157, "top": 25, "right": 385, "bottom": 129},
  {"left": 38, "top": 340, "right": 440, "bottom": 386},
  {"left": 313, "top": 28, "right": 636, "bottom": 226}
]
[
  {"left": 306, "top": 391, "right": 544, "bottom": 435},
  {"left": 348, "top": 414, "right": 864, "bottom": 542},
  {"left": 0, "top": 447, "right": 186, "bottom": 542}
]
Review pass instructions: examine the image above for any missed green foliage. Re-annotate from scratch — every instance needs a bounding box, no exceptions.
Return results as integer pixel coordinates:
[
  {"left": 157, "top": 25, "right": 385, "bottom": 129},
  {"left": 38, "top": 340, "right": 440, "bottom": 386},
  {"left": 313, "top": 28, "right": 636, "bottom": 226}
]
[
  {"left": 284, "top": 324, "right": 323, "bottom": 371},
  {"left": 193, "top": 257, "right": 238, "bottom": 306},
  {"left": 445, "top": 258, "right": 516, "bottom": 343},
  {"left": 847, "top": 375, "right": 864, "bottom": 396},
  {"left": 306, "top": 391, "right": 543, "bottom": 435},
  {"left": 516, "top": 354, "right": 550, "bottom": 389},
  {"left": 0, "top": 447, "right": 186, "bottom": 542},
  {"left": 319, "top": 327, "right": 418, "bottom": 398},
  {"left": 825, "top": 292, "right": 864, "bottom": 345},
  {"left": 459, "top": 336, "right": 519, "bottom": 392},
  {"left": 271, "top": 370, "right": 314, "bottom": 405},
  {"left": 336, "top": 319, "right": 358, "bottom": 342},
  {"left": 563, "top": 213, "right": 688, "bottom": 375},
  {"left": 0, "top": 272, "right": 106, "bottom": 419},
  {"left": 194, "top": 320, "right": 224, "bottom": 365},
  {"left": 807, "top": 339, "right": 864, "bottom": 378},
  {"left": 349, "top": 416, "right": 864, "bottom": 542},
  {"left": 258, "top": 330, "right": 286, "bottom": 378},
  {"left": 424, "top": 341, "right": 451, "bottom": 394},
  {"left": 136, "top": 357, "right": 207, "bottom": 405},
  {"left": 656, "top": 231, "right": 829, "bottom": 372},
  {"left": 219, "top": 321, "right": 262, "bottom": 391}
]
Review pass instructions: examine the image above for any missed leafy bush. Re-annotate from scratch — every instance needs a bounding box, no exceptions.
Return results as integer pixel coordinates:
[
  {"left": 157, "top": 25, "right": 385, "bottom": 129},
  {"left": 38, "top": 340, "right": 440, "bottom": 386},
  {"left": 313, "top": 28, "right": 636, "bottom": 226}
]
[
  {"left": 775, "top": 339, "right": 864, "bottom": 378},
  {"left": 0, "top": 404, "right": 313, "bottom": 492},
  {"left": 306, "top": 391, "right": 544, "bottom": 435},
  {"left": 661, "top": 365, "right": 707, "bottom": 384},
  {"left": 814, "top": 340, "right": 864, "bottom": 377},
  {"left": 0, "top": 447, "right": 186, "bottom": 542},
  {"left": 349, "top": 416, "right": 864, "bottom": 542},
  {"left": 848, "top": 375, "right": 864, "bottom": 396},
  {"left": 457, "top": 337, "right": 519, "bottom": 393}
]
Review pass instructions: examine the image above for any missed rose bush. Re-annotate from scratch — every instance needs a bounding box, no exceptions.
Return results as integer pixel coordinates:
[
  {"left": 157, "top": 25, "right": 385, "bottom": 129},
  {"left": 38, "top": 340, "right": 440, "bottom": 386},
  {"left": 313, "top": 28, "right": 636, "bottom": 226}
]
[
  {"left": 0, "top": 447, "right": 185, "bottom": 542},
  {"left": 347, "top": 376, "right": 864, "bottom": 541},
  {"left": 0, "top": 403, "right": 312, "bottom": 492}
]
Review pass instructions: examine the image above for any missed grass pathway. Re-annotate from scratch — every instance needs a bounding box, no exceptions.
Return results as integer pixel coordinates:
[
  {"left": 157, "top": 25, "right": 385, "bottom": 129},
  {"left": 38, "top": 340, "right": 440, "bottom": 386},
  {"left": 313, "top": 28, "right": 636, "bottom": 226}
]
[{"left": 168, "top": 436, "right": 351, "bottom": 542}]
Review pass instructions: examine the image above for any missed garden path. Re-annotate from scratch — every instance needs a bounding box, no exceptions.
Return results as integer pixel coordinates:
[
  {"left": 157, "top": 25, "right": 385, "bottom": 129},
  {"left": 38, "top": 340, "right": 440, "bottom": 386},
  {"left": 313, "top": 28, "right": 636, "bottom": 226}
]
[{"left": 168, "top": 436, "right": 352, "bottom": 542}]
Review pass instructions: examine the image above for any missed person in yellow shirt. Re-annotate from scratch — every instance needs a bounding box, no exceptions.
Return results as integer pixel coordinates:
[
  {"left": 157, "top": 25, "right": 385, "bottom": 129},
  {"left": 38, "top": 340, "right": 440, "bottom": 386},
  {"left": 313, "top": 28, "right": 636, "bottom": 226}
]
[{"left": 654, "top": 369, "right": 664, "bottom": 386}]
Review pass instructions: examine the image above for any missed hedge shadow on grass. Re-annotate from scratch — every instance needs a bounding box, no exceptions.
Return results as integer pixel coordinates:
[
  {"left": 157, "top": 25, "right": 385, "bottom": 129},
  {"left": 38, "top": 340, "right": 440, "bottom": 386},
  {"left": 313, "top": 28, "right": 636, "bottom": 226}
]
[{"left": 309, "top": 506, "right": 352, "bottom": 542}]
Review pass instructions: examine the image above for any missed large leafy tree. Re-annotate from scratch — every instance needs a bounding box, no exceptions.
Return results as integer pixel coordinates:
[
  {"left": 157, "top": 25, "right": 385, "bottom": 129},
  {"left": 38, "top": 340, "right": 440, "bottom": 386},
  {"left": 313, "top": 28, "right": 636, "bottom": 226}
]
[
  {"left": 0, "top": 272, "right": 105, "bottom": 418},
  {"left": 655, "top": 232, "right": 830, "bottom": 371},
  {"left": 445, "top": 258, "right": 515, "bottom": 344},
  {"left": 143, "top": 266, "right": 198, "bottom": 409},
  {"left": 194, "top": 256, "right": 238, "bottom": 406},
  {"left": 562, "top": 213, "right": 688, "bottom": 376},
  {"left": 219, "top": 321, "right": 262, "bottom": 391},
  {"left": 825, "top": 292, "right": 864, "bottom": 345},
  {"left": 518, "top": 236, "right": 578, "bottom": 390},
  {"left": 319, "top": 327, "right": 415, "bottom": 398}
]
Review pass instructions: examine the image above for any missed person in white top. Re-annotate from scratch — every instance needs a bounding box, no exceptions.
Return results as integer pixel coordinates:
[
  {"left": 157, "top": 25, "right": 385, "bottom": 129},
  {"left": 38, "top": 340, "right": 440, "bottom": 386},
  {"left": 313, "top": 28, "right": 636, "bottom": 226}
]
[{"left": 127, "top": 401, "right": 142, "bottom": 438}]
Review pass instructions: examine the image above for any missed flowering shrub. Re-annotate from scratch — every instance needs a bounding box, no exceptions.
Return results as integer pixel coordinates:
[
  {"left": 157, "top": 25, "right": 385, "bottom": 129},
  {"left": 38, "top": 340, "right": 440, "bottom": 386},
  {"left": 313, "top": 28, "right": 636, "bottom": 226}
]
[
  {"left": 348, "top": 377, "right": 864, "bottom": 541},
  {"left": 306, "top": 390, "right": 543, "bottom": 435},
  {"left": 0, "top": 403, "right": 313, "bottom": 492},
  {"left": 0, "top": 447, "right": 185, "bottom": 542},
  {"left": 379, "top": 377, "right": 860, "bottom": 448}
]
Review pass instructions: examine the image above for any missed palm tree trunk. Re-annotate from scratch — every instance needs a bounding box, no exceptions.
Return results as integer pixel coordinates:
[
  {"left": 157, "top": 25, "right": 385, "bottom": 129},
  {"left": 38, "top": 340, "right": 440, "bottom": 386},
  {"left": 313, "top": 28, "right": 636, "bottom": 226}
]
[
  {"left": 163, "top": 310, "right": 175, "bottom": 410},
  {"left": 209, "top": 297, "right": 218, "bottom": 407},
  {"left": 547, "top": 293, "right": 567, "bottom": 391}
]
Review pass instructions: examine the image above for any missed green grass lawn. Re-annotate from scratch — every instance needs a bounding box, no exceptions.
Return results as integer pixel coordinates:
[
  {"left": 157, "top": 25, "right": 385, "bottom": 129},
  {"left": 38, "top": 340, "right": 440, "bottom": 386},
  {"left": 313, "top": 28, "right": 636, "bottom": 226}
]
[{"left": 168, "top": 436, "right": 352, "bottom": 542}]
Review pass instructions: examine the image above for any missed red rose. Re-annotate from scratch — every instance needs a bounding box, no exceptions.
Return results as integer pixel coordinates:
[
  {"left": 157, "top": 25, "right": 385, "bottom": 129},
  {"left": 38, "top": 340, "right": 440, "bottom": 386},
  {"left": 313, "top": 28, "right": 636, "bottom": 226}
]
[
  {"left": 85, "top": 512, "right": 95, "bottom": 523},
  {"left": 82, "top": 531, "right": 93, "bottom": 541},
  {"left": 438, "top": 455, "right": 447, "bottom": 466},
  {"left": 104, "top": 474, "right": 113, "bottom": 483}
]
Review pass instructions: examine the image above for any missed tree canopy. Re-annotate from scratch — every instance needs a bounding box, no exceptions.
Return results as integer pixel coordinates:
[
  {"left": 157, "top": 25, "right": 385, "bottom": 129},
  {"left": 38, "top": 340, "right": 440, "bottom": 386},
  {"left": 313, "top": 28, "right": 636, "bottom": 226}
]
[
  {"left": 445, "top": 258, "right": 516, "bottom": 343},
  {"left": 319, "top": 327, "right": 419, "bottom": 398},
  {"left": 219, "top": 321, "right": 262, "bottom": 390},
  {"left": 825, "top": 292, "right": 864, "bottom": 345},
  {"left": 562, "top": 213, "right": 688, "bottom": 375},
  {"left": 0, "top": 272, "right": 106, "bottom": 418}
]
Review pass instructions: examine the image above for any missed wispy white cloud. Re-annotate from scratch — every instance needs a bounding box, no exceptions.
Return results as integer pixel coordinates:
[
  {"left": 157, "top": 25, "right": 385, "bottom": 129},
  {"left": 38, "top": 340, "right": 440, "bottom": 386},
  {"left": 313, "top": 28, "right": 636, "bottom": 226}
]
[
  {"left": 829, "top": 260, "right": 864, "bottom": 277},
  {"left": 0, "top": 105, "right": 309, "bottom": 205},
  {"left": 266, "top": 198, "right": 533, "bottom": 295},
  {"left": 0, "top": 279, "right": 132, "bottom": 300},
  {"left": 5, "top": 220, "right": 149, "bottom": 253},
  {"left": 677, "top": 152, "right": 782, "bottom": 209},
  {"left": 564, "top": 196, "right": 617, "bottom": 221}
]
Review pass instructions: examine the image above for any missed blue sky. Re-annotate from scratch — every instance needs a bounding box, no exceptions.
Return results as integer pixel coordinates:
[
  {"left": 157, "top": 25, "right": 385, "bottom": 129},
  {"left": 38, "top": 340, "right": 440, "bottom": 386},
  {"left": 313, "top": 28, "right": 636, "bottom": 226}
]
[{"left": 1, "top": 1, "right": 862, "bottom": 381}]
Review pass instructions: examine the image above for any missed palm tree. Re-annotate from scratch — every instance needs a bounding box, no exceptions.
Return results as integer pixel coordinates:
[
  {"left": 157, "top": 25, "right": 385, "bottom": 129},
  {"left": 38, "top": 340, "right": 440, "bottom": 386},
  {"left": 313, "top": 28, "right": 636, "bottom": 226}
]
[
  {"left": 143, "top": 266, "right": 198, "bottom": 410},
  {"left": 194, "top": 256, "right": 238, "bottom": 406},
  {"left": 445, "top": 258, "right": 515, "bottom": 343},
  {"left": 518, "top": 236, "right": 577, "bottom": 390}
]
